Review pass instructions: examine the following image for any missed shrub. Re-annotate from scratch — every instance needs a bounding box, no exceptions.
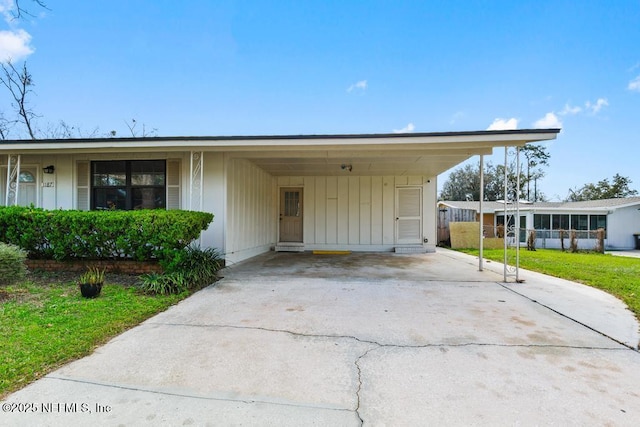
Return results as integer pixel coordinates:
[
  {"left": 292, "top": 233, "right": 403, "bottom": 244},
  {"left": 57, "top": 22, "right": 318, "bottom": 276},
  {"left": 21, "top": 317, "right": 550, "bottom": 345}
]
[
  {"left": 595, "top": 228, "right": 605, "bottom": 253},
  {"left": 0, "top": 206, "right": 213, "bottom": 261},
  {"left": 140, "top": 246, "right": 223, "bottom": 295},
  {"left": 0, "top": 242, "right": 27, "bottom": 286},
  {"left": 570, "top": 230, "right": 578, "bottom": 253},
  {"left": 138, "top": 272, "right": 189, "bottom": 295}
]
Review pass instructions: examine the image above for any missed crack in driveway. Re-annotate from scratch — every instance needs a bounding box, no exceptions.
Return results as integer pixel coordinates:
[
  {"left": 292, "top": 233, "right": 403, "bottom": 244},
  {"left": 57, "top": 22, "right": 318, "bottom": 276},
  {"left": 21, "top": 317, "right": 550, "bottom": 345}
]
[
  {"left": 145, "top": 321, "right": 631, "bottom": 351},
  {"left": 144, "top": 320, "right": 632, "bottom": 426}
]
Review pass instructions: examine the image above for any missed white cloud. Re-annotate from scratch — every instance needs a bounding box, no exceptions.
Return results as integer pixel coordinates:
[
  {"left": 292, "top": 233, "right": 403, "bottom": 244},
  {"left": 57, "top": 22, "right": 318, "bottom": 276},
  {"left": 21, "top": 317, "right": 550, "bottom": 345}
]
[
  {"left": 628, "top": 76, "right": 640, "bottom": 92},
  {"left": 0, "top": 29, "right": 34, "bottom": 61},
  {"left": 0, "top": 0, "right": 15, "bottom": 22},
  {"left": 486, "top": 118, "right": 518, "bottom": 130},
  {"left": 533, "top": 112, "right": 562, "bottom": 129},
  {"left": 392, "top": 122, "right": 415, "bottom": 133},
  {"left": 585, "top": 98, "right": 608, "bottom": 114},
  {"left": 347, "top": 79, "right": 367, "bottom": 93},
  {"left": 559, "top": 103, "right": 582, "bottom": 116}
]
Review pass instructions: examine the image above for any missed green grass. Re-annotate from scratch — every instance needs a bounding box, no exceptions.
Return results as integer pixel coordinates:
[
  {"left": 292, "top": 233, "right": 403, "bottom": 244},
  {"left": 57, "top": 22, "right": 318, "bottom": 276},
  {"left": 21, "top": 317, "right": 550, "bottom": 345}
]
[
  {"left": 0, "top": 280, "right": 188, "bottom": 398},
  {"left": 460, "top": 248, "right": 640, "bottom": 319}
]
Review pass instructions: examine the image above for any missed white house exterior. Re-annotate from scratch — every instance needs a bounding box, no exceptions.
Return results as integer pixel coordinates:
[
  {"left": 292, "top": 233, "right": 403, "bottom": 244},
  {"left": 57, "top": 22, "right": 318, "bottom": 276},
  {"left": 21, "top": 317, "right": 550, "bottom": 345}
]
[
  {"left": 0, "top": 129, "right": 559, "bottom": 264},
  {"left": 439, "top": 197, "right": 640, "bottom": 251}
]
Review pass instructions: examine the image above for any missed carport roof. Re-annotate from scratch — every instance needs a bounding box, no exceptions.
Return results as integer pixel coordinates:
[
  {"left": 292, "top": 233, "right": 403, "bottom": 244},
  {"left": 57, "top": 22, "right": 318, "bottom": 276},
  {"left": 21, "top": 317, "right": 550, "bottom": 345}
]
[{"left": 0, "top": 128, "right": 560, "bottom": 177}]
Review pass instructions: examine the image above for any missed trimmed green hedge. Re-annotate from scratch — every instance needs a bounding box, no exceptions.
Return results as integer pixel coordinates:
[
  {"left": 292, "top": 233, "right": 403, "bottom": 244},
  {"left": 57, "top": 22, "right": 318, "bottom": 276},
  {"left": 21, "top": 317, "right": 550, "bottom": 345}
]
[
  {"left": 0, "top": 242, "right": 27, "bottom": 285},
  {"left": 0, "top": 206, "right": 214, "bottom": 261}
]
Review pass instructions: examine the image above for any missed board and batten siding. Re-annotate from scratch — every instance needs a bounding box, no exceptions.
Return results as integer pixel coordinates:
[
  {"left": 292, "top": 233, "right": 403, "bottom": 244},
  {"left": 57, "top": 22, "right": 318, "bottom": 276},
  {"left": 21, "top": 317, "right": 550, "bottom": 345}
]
[
  {"left": 225, "top": 158, "right": 277, "bottom": 264},
  {"left": 277, "top": 175, "right": 435, "bottom": 251}
]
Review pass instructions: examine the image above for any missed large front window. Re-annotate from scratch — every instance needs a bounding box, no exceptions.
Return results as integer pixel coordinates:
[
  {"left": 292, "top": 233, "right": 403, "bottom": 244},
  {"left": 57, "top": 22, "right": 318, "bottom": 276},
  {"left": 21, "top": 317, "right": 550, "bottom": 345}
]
[{"left": 91, "top": 160, "right": 166, "bottom": 210}]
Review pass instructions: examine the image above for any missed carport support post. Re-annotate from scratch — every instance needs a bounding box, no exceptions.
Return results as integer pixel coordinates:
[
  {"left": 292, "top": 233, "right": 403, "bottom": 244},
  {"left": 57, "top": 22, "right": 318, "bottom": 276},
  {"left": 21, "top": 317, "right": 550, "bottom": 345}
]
[
  {"left": 503, "top": 147, "right": 508, "bottom": 282},
  {"left": 479, "top": 154, "right": 484, "bottom": 271}
]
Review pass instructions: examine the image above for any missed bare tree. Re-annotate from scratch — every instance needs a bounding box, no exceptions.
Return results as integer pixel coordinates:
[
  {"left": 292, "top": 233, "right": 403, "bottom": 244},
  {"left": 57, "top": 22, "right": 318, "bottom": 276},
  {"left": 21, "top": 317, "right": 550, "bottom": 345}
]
[
  {"left": 124, "top": 118, "right": 158, "bottom": 137},
  {"left": 0, "top": 111, "right": 10, "bottom": 139},
  {"left": 44, "top": 120, "right": 100, "bottom": 139},
  {"left": 0, "top": 61, "right": 38, "bottom": 139},
  {"left": 9, "top": 0, "right": 48, "bottom": 19}
]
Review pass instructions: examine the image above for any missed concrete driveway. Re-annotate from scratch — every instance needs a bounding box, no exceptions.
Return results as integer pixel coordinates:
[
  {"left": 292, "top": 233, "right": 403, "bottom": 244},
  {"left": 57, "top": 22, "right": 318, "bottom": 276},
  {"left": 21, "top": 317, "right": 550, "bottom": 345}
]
[{"left": 2, "top": 249, "right": 640, "bottom": 426}]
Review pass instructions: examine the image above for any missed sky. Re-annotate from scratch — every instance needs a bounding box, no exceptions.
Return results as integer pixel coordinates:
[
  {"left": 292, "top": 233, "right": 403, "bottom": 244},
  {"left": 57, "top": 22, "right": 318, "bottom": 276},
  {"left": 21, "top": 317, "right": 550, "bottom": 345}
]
[{"left": 0, "top": 0, "right": 639, "bottom": 201}]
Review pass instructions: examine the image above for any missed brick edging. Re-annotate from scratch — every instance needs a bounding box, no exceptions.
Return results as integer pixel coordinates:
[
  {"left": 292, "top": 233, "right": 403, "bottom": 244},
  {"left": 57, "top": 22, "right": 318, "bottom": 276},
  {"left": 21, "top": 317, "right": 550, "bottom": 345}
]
[{"left": 26, "top": 259, "right": 163, "bottom": 275}]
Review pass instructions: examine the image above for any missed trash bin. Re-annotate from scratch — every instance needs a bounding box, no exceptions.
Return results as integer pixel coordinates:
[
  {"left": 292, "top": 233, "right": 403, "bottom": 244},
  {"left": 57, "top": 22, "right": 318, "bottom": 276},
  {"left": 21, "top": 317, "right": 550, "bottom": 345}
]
[{"left": 635, "top": 234, "right": 640, "bottom": 250}]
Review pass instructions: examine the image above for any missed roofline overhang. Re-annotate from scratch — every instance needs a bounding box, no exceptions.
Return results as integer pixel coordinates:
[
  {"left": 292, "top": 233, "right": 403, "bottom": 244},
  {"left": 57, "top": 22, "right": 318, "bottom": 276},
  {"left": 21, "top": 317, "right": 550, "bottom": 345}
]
[{"left": 0, "top": 128, "right": 560, "bottom": 152}]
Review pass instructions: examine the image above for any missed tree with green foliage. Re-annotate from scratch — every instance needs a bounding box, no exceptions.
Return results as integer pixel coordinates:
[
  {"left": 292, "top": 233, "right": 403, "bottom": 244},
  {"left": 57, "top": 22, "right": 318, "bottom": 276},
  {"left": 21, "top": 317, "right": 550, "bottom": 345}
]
[
  {"left": 439, "top": 144, "right": 550, "bottom": 202},
  {"left": 567, "top": 174, "right": 638, "bottom": 201},
  {"left": 520, "top": 144, "right": 550, "bottom": 202}
]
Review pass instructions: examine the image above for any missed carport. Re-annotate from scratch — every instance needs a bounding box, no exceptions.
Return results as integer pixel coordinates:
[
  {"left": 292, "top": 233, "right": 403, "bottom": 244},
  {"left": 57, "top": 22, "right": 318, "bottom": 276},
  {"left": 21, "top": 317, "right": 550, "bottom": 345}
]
[{"left": 0, "top": 129, "right": 560, "bottom": 264}]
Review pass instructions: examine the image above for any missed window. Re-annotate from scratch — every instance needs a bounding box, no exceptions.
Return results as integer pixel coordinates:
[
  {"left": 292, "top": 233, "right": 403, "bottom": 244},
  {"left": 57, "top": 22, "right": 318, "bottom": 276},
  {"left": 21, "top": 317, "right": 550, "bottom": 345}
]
[
  {"left": 552, "top": 214, "right": 569, "bottom": 230},
  {"left": 19, "top": 171, "right": 35, "bottom": 183},
  {"left": 534, "top": 214, "right": 551, "bottom": 238},
  {"left": 533, "top": 214, "right": 551, "bottom": 230},
  {"left": 570, "top": 214, "right": 588, "bottom": 231},
  {"left": 91, "top": 160, "right": 166, "bottom": 210},
  {"left": 589, "top": 214, "right": 607, "bottom": 231},
  {"left": 496, "top": 215, "right": 514, "bottom": 227}
]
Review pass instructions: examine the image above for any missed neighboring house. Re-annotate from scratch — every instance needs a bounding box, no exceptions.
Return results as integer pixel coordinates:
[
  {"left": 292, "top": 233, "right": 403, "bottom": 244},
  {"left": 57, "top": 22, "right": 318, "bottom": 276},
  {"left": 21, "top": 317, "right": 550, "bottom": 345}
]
[
  {"left": 0, "top": 129, "right": 558, "bottom": 264},
  {"left": 438, "top": 198, "right": 640, "bottom": 250}
]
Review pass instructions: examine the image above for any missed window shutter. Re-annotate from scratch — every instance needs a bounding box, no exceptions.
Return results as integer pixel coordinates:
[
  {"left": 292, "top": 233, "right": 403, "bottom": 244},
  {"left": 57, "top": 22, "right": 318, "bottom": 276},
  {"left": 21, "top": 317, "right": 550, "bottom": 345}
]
[
  {"left": 166, "top": 159, "right": 180, "bottom": 209},
  {"left": 76, "top": 161, "right": 90, "bottom": 210}
]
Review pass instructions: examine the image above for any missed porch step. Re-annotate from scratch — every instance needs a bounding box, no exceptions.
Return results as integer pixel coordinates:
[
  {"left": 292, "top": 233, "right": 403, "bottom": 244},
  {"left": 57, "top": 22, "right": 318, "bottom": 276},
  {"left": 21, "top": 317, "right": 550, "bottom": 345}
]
[
  {"left": 275, "top": 243, "right": 305, "bottom": 252},
  {"left": 394, "top": 246, "right": 427, "bottom": 254}
]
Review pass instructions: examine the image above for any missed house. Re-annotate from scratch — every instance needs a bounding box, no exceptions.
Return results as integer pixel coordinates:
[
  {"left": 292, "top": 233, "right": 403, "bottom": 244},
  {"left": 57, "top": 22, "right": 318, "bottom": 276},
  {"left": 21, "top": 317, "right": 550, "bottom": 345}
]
[
  {"left": 0, "top": 129, "right": 559, "bottom": 264},
  {"left": 438, "top": 198, "right": 640, "bottom": 250}
]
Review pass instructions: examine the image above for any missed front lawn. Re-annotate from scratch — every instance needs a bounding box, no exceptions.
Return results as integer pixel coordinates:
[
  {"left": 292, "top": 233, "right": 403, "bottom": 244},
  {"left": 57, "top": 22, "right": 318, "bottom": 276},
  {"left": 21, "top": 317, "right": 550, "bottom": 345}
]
[
  {"left": 460, "top": 248, "right": 640, "bottom": 320},
  {"left": 0, "top": 273, "right": 188, "bottom": 398}
]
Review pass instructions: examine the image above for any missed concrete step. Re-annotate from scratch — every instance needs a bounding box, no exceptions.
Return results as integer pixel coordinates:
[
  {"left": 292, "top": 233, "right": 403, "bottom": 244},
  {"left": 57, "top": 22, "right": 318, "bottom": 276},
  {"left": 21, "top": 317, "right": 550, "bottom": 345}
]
[{"left": 394, "top": 246, "right": 426, "bottom": 254}]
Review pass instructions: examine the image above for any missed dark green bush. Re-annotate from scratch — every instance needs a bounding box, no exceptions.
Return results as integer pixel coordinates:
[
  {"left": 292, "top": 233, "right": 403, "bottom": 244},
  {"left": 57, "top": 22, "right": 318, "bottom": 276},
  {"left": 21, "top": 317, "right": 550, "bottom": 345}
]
[
  {"left": 140, "top": 246, "right": 223, "bottom": 295},
  {"left": 0, "top": 242, "right": 27, "bottom": 285},
  {"left": 0, "top": 206, "right": 214, "bottom": 261}
]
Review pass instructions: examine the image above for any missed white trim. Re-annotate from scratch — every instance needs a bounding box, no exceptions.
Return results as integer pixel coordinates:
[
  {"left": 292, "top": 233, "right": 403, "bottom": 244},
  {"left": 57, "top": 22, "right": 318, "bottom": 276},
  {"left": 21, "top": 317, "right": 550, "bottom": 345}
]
[{"left": 0, "top": 130, "right": 560, "bottom": 152}]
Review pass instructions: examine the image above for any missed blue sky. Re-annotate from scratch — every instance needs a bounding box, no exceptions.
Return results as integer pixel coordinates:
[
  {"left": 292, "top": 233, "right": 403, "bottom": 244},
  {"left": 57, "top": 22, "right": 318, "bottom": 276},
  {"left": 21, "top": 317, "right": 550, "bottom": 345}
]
[{"left": 1, "top": 0, "right": 639, "bottom": 200}]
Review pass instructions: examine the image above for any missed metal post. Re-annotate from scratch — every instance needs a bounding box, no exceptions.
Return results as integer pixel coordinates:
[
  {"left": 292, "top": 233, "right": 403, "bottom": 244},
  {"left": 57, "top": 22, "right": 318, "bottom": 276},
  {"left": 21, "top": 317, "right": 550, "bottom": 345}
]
[
  {"left": 479, "top": 154, "right": 484, "bottom": 271},
  {"left": 515, "top": 146, "right": 521, "bottom": 282},
  {"left": 503, "top": 147, "right": 508, "bottom": 282}
]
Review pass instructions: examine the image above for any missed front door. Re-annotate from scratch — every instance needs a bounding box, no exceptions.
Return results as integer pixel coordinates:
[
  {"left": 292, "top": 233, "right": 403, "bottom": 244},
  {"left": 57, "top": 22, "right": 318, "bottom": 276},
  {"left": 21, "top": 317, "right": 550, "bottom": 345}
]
[
  {"left": 279, "top": 187, "right": 303, "bottom": 242},
  {"left": 396, "top": 187, "right": 422, "bottom": 245},
  {"left": 18, "top": 169, "right": 38, "bottom": 206}
]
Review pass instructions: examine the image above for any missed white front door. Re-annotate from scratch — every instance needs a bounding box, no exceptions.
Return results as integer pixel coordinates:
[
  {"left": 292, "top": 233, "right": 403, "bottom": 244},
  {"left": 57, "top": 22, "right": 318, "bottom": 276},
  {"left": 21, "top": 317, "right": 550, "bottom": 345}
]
[
  {"left": 396, "top": 187, "right": 422, "bottom": 245},
  {"left": 1, "top": 166, "right": 38, "bottom": 207},
  {"left": 18, "top": 168, "right": 38, "bottom": 207}
]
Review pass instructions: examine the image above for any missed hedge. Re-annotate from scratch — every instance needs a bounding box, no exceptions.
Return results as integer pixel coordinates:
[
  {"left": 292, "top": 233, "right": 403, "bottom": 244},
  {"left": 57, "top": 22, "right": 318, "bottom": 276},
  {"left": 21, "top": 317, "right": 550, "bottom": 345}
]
[
  {"left": 0, "top": 206, "right": 214, "bottom": 261},
  {"left": 0, "top": 242, "right": 27, "bottom": 285}
]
